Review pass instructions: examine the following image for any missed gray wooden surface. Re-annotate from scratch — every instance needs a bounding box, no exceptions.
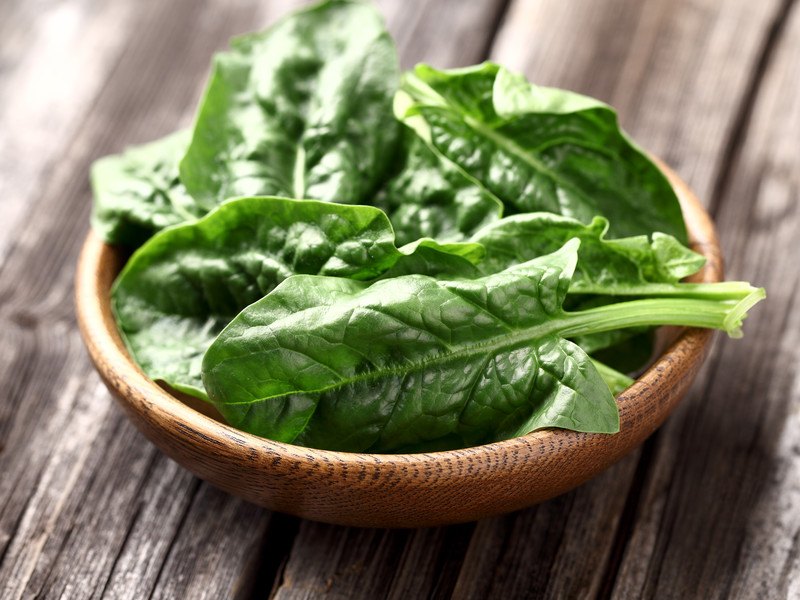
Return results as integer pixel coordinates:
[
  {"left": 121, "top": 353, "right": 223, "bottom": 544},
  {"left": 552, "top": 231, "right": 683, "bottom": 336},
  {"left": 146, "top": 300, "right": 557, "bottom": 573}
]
[{"left": 0, "top": 0, "right": 797, "bottom": 598}]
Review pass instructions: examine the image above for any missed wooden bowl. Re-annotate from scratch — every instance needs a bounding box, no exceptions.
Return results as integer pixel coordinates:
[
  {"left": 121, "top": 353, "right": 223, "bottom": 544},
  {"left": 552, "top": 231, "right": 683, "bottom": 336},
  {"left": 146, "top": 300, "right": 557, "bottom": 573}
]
[{"left": 75, "top": 163, "right": 721, "bottom": 528}]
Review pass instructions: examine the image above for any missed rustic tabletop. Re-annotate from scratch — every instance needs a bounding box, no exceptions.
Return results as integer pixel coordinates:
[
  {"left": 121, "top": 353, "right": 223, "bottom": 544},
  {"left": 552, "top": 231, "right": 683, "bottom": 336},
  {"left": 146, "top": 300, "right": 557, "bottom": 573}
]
[{"left": 1, "top": 0, "right": 798, "bottom": 598}]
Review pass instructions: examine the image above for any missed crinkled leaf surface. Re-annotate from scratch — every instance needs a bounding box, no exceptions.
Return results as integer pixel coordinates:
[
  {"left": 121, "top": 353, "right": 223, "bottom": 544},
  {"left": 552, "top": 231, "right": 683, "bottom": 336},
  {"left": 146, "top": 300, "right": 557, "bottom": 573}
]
[
  {"left": 470, "top": 212, "right": 703, "bottom": 369},
  {"left": 471, "top": 213, "right": 705, "bottom": 293},
  {"left": 398, "top": 63, "right": 688, "bottom": 242},
  {"left": 91, "top": 130, "right": 200, "bottom": 247},
  {"left": 375, "top": 129, "right": 502, "bottom": 245},
  {"left": 180, "top": 0, "right": 401, "bottom": 207},
  {"left": 202, "top": 240, "right": 620, "bottom": 452},
  {"left": 113, "top": 197, "right": 481, "bottom": 398}
]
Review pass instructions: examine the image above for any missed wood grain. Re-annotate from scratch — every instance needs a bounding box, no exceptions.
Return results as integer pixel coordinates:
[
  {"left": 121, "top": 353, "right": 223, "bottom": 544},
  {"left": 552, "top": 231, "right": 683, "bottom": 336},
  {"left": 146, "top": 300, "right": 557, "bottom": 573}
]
[
  {"left": 0, "top": 0, "right": 134, "bottom": 264},
  {"left": 611, "top": 2, "right": 800, "bottom": 597},
  {"left": 0, "top": 0, "right": 796, "bottom": 597},
  {"left": 437, "top": 0, "right": 791, "bottom": 596},
  {"left": 0, "top": 1, "right": 302, "bottom": 598}
]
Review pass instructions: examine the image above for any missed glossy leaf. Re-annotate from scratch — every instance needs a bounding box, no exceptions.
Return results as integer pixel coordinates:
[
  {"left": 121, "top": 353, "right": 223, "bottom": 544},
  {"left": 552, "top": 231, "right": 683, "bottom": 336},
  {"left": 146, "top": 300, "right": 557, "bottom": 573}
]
[
  {"left": 180, "top": 0, "right": 401, "bottom": 207},
  {"left": 203, "top": 239, "right": 623, "bottom": 452},
  {"left": 471, "top": 213, "right": 705, "bottom": 293},
  {"left": 375, "top": 129, "right": 502, "bottom": 245},
  {"left": 91, "top": 130, "right": 200, "bottom": 247},
  {"left": 468, "top": 212, "right": 707, "bottom": 370},
  {"left": 90, "top": 0, "right": 769, "bottom": 454},
  {"left": 112, "top": 197, "right": 482, "bottom": 398},
  {"left": 398, "top": 63, "right": 688, "bottom": 242},
  {"left": 203, "top": 238, "right": 763, "bottom": 452}
]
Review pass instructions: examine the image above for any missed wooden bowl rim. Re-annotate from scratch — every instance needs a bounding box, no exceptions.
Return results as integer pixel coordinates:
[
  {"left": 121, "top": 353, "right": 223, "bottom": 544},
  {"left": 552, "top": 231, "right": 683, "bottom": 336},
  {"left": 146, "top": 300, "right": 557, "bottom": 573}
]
[{"left": 75, "top": 161, "right": 722, "bottom": 472}]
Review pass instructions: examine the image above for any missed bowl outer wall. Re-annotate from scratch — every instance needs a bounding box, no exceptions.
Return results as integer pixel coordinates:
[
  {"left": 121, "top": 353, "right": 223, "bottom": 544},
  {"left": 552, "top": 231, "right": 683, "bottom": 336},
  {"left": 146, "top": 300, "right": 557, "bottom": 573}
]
[{"left": 75, "top": 162, "right": 722, "bottom": 528}]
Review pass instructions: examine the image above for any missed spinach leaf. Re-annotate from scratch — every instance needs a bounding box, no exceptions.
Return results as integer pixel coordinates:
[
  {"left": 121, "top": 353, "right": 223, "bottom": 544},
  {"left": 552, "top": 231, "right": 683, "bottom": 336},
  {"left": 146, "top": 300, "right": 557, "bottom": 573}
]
[
  {"left": 398, "top": 63, "right": 688, "bottom": 243},
  {"left": 113, "top": 196, "right": 482, "bottom": 398},
  {"left": 202, "top": 239, "right": 617, "bottom": 451},
  {"left": 470, "top": 212, "right": 704, "bottom": 370},
  {"left": 564, "top": 292, "right": 651, "bottom": 366},
  {"left": 374, "top": 129, "right": 502, "bottom": 245},
  {"left": 180, "top": 0, "right": 401, "bottom": 207},
  {"left": 471, "top": 213, "right": 706, "bottom": 294},
  {"left": 467, "top": 212, "right": 717, "bottom": 376},
  {"left": 202, "top": 240, "right": 763, "bottom": 452},
  {"left": 90, "top": 0, "right": 768, "bottom": 454},
  {"left": 91, "top": 130, "right": 199, "bottom": 247}
]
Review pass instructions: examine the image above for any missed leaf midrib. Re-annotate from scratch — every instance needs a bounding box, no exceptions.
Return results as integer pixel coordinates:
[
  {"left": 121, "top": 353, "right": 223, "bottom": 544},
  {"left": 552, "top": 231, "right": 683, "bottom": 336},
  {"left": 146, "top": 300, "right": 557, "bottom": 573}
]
[
  {"left": 459, "top": 112, "right": 595, "bottom": 209},
  {"left": 212, "top": 310, "right": 574, "bottom": 407},
  {"left": 210, "top": 291, "right": 745, "bottom": 408}
]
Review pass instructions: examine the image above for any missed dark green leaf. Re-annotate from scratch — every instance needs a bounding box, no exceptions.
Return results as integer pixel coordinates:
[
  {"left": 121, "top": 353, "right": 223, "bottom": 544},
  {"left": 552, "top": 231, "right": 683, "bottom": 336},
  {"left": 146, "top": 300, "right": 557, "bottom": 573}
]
[
  {"left": 587, "top": 329, "right": 655, "bottom": 374},
  {"left": 90, "top": 130, "right": 200, "bottom": 247},
  {"left": 471, "top": 213, "right": 705, "bottom": 293},
  {"left": 374, "top": 129, "right": 502, "bottom": 245},
  {"left": 112, "top": 196, "right": 482, "bottom": 398},
  {"left": 468, "top": 212, "right": 702, "bottom": 373},
  {"left": 202, "top": 240, "right": 621, "bottom": 452},
  {"left": 180, "top": 0, "right": 401, "bottom": 207},
  {"left": 202, "top": 235, "right": 763, "bottom": 452},
  {"left": 590, "top": 359, "right": 635, "bottom": 396},
  {"left": 398, "top": 63, "right": 688, "bottom": 242}
]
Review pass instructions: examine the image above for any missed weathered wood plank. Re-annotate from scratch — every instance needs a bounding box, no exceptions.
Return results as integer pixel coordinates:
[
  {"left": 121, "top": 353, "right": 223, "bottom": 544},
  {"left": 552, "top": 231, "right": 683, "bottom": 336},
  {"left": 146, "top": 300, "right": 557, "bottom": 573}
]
[
  {"left": 386, "top": 524, "right": 475, "bottom": 600},
  {"left": 441, "top": 0, "right": 787, "bottom": 597},
  {"left": 378, "top": 0, "right": 509, "bottom": 69},
  {"left": 0, "top": 0, "right": 136, "bottom": 263},
  {"left": 274, "top": 523, "right": 476, "bottom": 600},
  {"left": 274, "top": 525, "right": 413, "bottom": 600},
  {"left": 0, "top": 2, "right": 308, "bottom": 599},
  {"left": 451, "top": 458, "right": 639, "bottom": 599},
  {"left": 147, "top": 485, "right": 272, "bottom": 600},
  {"left": 611, "top": 2, "right": 800, "bottom": 597}
]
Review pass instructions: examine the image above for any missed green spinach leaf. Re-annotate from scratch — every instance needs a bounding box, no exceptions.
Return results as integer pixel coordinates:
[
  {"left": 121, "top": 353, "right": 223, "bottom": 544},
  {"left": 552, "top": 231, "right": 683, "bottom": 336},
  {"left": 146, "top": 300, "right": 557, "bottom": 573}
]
[
  {"left": 591, "top": 359, "right": 635, "bottom": 396},
  {"left": 202, "top": 240, "right": 763, "bottom": 452},
  {"left": 202, "top": 239, "right": 617, "bottom": 451},
  {"left": 587, "top": 329, "right": 655, "bottom": 375},
  {"left": 374, "top": 129, "right": 502, "bottom": 245},
  {"left": 470, "top": 212, "right": 715, "bottom": 369},
  {"left": 91, "top": 130, "right": 199, "bottom": 247},
  {"left": 113, "top": 196, "right": 482, "bottom": 398},
  {"left": 398, "top": 63, "right": 688, "bottom": 242},
  {"left": 91, "top": 0, "right": 767, "bottom": 454},
  {"left": 180, "top": 0, "right": 401, "bottom": 207},
  {"left": 471, "top": 213, "right": 706, "bottom": 294}
]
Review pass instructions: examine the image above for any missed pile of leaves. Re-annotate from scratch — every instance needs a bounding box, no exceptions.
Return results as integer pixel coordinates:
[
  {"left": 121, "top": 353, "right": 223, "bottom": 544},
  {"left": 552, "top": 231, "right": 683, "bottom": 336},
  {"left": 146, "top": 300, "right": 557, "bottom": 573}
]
[{"left": 92, "top": 0, "right": 763, "bottom": 453}]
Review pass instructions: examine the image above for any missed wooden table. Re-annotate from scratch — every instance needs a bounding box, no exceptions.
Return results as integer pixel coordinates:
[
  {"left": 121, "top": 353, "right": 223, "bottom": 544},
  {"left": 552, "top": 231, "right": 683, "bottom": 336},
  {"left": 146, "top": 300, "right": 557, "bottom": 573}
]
[{"left": 1, "top": 0, "right": 797, "bottom": 597}]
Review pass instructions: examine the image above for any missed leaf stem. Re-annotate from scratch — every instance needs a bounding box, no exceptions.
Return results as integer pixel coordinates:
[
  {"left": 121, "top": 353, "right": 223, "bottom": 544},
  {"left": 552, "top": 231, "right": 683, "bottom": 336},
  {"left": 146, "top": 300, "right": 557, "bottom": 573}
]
[
  {"left": 569, "top": 281, "right": 757, "bottom": 300},
  {"left": 559, "top": 286, "right": 765, "bottom": 339}
]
